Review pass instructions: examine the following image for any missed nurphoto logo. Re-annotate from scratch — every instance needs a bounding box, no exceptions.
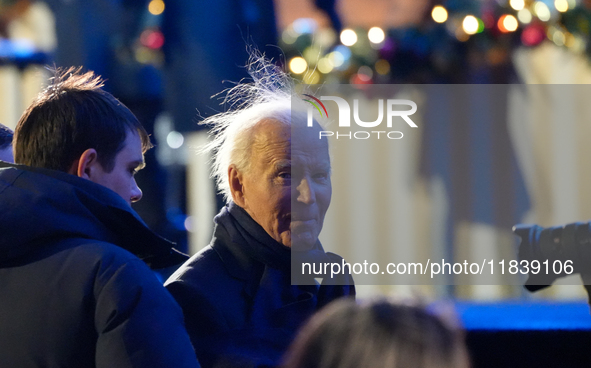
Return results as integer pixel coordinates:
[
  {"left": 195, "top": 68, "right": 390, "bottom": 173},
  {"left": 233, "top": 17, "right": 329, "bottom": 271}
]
[
  {"left": 305, "top": 95, "right": 418, "bottom": 140},
  {"left": 303, "top": 94, "right": 329, "bottom": 118}
]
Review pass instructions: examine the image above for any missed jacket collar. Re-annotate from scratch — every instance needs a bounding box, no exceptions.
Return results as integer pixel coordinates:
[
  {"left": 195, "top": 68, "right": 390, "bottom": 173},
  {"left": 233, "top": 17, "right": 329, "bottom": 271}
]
[
  {"left": 210, "top": 202, "right": 288, "bottom": 281},
  {"left": 0, "top": 162, "right": 187, "bottom": 268}
]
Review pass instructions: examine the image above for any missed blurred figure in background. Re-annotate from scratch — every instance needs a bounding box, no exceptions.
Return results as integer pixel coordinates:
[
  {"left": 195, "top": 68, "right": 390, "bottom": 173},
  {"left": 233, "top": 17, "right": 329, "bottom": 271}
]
[
  {"left": 0, "top": 124, "right": 13, "bottom": 162},
  {"left": 282, "top": 298, "right": 470, "bottom": 368},
  {"left": 0, "top": 0, "right": 54, "bottom": 50},
  {"left": 161, "top": 0, "right": 279, "bottom": 131},
  {"left": 0, "top": 0, "right": 54, "bottom": 133}
]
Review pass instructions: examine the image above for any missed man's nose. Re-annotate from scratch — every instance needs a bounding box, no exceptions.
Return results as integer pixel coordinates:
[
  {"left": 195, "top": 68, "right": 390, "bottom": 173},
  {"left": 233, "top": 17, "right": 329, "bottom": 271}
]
[
  {"left": 296, "top": 178, "right": 315, "bottom": 204},
  {"left": 131, "top": 180, "right": 143, "bottom": 203}
]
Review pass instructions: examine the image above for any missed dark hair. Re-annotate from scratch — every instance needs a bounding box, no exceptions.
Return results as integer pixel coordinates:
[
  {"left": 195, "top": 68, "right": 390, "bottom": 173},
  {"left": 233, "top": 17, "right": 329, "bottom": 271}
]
[
  {"left": 282, "top": 299, "right": 470, "bottom": 368},
  {"left": 14, "top": 67, "right": 152, "bottom": 172},
  {"left": 0, "top": 124, "right": 13, "bottom": 150}
]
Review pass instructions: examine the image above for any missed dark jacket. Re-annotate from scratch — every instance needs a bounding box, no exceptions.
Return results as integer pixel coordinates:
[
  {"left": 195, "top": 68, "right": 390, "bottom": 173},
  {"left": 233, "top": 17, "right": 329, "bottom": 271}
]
[
  {"left": 0, "top": 163, "right": 200, "bottom": 368},
  {"left": 165, "top": 202, "right": 354, "bottom": 368}
]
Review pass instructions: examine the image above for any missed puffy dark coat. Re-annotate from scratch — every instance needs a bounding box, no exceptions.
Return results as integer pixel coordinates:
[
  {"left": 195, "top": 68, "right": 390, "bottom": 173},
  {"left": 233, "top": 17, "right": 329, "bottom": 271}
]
[
  {"left": 0, "top": 163, "right": 200, "bottom": 368},
  {"left": 165, "top": 202, "right": 355, "bottom": 368}
]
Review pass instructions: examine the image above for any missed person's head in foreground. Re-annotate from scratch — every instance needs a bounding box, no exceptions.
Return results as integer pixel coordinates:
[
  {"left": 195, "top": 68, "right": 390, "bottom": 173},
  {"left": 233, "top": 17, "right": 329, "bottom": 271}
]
[
  {"left": 282, "top": 298, "right": 470, "bottom": 368},
  {"left": 204, "top": 60, "right": 330, "bottom": 250},
  {"left": 0, "top": 124, "right": 13, "bottom": 162},
  {"left": 13, "top": 67, "right": 151, "bottom": 205}
]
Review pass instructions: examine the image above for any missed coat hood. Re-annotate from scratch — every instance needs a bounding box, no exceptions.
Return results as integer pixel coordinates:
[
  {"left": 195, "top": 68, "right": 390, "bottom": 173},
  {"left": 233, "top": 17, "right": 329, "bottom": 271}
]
[{"left": 0, "top": 162, "right": 187, "bottom": 268}]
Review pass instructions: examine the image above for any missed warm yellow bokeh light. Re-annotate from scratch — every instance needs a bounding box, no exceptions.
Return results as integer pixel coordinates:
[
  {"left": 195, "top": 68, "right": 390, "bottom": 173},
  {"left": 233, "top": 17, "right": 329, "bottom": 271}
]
[
  {"left": 368, "top": 27, "right": 385, "bottom": 44},
  {"left": 552, "top": 30, "right": 566, "bottom": 46},
  {"left": 303, "top": 70, "right": 320, "bottom": 84},
  {"left": 534, "top": 2, "right": 551, "bottom": 22},
  {"left": 517, "top": 9, "right": 533, "bottom": 24},
  {"left": 554, "top": 0, "right": 569, "bottom": 12},
  {"left": 340, "top": 29, "right": 358, "bottom": 46},
  {"left": 462, "top": 15, "right": 479, "bottom": 35},
  {"left": 375, "top": 59, "right": 390, "bottom": 75},
  {"left": 564, "top": 32, "right": 575, "bottom": 48},
  {"left": 502, "top": 15, "right": 519, "bottom": 32},
  {"left": 317, "top": 58, "right": 334, "bottom": 74},
  {"left": 431, "top": 6, "right": 448, "bottom": 23},
  {"left": 148, "top": 0, "right": 165, "bottom": 15},
  {"left": 509, "top": 0, "right": 525, "bottom": 11},
  {"left": 289, "top": 57, "right": 308, "bottom": 74}
]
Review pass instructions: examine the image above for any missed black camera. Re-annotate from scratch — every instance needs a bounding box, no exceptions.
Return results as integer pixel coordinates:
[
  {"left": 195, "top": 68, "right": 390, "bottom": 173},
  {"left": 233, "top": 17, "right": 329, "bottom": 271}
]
[{"left": 513, "top": 222, "right": 591, "bottom": 295}]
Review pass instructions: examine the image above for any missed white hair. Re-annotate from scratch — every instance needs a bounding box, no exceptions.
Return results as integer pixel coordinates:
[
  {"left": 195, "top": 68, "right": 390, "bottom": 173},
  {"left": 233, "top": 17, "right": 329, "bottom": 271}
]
[{"left": 200, "top": 55, "right": 321, "bottom": 203}]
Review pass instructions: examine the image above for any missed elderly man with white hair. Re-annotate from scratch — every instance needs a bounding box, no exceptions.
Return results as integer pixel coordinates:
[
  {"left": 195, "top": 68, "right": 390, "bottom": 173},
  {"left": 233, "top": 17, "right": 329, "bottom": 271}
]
[{"left": 165, "top": 61, "right": 355, "bottom": 368}]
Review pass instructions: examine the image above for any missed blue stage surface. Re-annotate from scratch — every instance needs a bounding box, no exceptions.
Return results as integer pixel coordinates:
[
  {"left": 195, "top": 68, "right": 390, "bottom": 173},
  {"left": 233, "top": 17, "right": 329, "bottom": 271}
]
[
  {"left": 454, "top": 300, "right": 591, "bottom": 330},
  {"left": 449, "top": 301, "right": 591, "bottom": 367}
]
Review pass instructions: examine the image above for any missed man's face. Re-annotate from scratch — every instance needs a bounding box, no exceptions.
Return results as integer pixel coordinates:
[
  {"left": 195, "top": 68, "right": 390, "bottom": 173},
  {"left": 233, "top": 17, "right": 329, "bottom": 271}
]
[
  {"left": 90, "top": 130, "right": 144, "bottom": 205},
  {"left": 0, "top": 146, "right": 13, "bottom": 162},
  {"left": 237, "top": 120, "right": 331, "bottom": 249}
]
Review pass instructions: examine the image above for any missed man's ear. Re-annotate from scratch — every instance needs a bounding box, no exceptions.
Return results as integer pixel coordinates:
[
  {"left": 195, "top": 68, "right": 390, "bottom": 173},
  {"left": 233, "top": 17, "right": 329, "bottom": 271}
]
[
  {"left": 228, "top": 164, "right": 246, "bottom": 207},
  {"left": 69, "top": 148, "right": 99, "bottom": 179}
]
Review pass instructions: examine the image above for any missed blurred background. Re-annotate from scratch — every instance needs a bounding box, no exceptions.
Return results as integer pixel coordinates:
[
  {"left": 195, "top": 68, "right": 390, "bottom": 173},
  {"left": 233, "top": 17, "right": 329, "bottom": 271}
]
[{"left": 2, "top": 0, "right": 591, "bottom": 305}]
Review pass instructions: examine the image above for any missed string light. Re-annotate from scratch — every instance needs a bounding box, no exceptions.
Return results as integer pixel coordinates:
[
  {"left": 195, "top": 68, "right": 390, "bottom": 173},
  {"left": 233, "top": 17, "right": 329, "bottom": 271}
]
[
  {"left": 148, "top": 0, "right": 165, "bottom": 15},
  {"left": 375, "top": 59, "right": 390, "bottom": 75},
  {"left": 552, "top": 29, "right": 566, "bottom": 46},
  {"left": 317, "top": 58, "right": 334, "bottom": 74},
  {"left": 534, "top": 2, "right": 551, "bottom": 22},
  {"left": 431, "top": 6, "right": 448, "bottom": 23},
  {"left": 368, "top": 27, "right": 385, "bottom": 44},
  {"left": 462, "top": 15, "right": 480, "bottom": 35},
  {"left": 564, "top": 32, "right": 575, "bottom": 48},
  {"left": 303, "top": 70, "right": 320, "bottom": 84},
  {"left": 340, "top": 29, "right": 358, "bottom": 46},
  {"left": 498, "top": 15, "right": 518, "bottom": 33},
  {"left": 289, "top": 57, "right": 307, "bottom": 74},
  {"left": 166, "top": 131, "right": 184, "bottom": 149},
  {"left": 278, "top": 1, "right": 591, "bottom": 83},
  {"left": 509, "top": 0, "right": 525, "bottom": 11},
  {"left": 554, "top": 0, "right": 568, "bottom": 12},
  {"left": 517, "top": 9, "right": 533, "bottom": 24}
]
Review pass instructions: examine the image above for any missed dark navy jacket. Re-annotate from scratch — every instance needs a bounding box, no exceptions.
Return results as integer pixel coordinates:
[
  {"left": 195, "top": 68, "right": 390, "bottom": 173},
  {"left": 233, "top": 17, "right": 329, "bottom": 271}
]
[
  {"left": 0, "top": 163, "right": 200, "bottom": 368},
  {"left": 165, "top": 203, "right": 354, "bottom": 368}
]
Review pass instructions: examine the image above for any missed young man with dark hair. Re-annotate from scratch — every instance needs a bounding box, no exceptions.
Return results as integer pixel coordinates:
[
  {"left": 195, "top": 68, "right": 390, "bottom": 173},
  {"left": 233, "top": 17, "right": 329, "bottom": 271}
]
[
  {"left": 0, "top": 123, "right": 13, "bottom": 162},
  {"left": 14, "top": 69, "right": 151, "bottom": 203},
  {"left": 0, "top": 68, "right": 200, "bottom": 368}
]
